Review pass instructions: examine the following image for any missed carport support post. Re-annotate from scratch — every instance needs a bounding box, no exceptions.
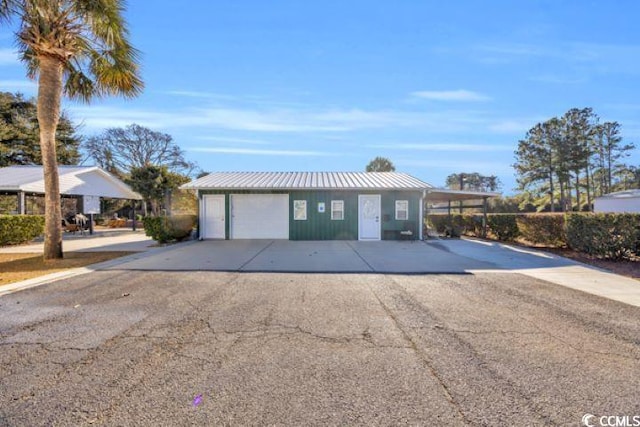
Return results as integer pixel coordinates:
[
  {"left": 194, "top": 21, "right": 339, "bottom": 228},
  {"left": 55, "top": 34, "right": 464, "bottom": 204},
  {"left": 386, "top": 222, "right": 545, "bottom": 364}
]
[
  {"left": 132, "top": 201, "right": 137, "bottom": 231},
  {"left": 482, "top": 197, "right": 488, "bottom": 238},
  {"left": 17, "top": 191, "right": 25, "bottom": 215},
  {"left": 421, "top": 192, "right": 427, "bottom": 240}
]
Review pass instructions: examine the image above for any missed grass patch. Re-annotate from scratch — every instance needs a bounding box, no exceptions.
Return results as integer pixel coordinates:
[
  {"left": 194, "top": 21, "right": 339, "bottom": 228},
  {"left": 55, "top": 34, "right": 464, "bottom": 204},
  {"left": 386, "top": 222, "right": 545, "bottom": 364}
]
[{"left": 0, "top": 252, "right": 135, "bottom": 287}]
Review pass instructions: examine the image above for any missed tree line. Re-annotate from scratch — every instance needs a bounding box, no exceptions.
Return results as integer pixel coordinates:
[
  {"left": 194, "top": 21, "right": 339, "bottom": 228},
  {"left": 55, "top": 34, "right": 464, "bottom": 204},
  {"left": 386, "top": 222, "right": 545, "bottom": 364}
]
[{"left": 514, "top": 107, "right": 635, "bottom": 212}]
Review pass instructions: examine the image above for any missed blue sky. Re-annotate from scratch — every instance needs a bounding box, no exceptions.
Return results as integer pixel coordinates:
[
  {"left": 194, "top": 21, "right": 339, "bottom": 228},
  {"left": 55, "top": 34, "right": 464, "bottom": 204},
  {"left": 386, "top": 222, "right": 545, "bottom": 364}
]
[{"left": 1, "top": 1, "right": 640, "bottom": 193}]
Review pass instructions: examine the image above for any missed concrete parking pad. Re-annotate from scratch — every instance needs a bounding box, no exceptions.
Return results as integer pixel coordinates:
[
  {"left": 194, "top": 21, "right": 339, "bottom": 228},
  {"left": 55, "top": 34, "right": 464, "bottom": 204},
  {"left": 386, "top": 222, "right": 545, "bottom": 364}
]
[
  {"left": 242, "top": 240, "right": 371, "bottom": 272},
  {"left": 109, "top": 239, "right": 497, "bottom": 273},
  {"left": 348, "top": 240, "right": 492, "bottom": 273},
  {"left": 108, "top": 239, "right": 274, "bottom": 271}
]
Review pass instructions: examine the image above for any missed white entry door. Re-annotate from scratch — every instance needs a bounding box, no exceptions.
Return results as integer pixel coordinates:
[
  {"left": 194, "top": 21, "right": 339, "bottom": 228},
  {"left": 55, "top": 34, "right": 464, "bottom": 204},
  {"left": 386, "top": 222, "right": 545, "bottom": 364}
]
[
  {"left": 203, "top": 195, "right": 226, "bottom": 239},
  {"left": 358, "top": 194, "right": 381, "bottom": 240}
]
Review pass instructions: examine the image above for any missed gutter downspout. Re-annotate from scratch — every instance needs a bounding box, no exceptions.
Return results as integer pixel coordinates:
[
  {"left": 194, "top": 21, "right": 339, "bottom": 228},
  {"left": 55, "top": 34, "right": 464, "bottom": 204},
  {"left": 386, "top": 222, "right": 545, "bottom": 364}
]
[
  {"left": 420, "top": 189, "right": 426, "bottom": 240},
  {"left": 198, "top": 190, "right": 203, "bottom": 240}
]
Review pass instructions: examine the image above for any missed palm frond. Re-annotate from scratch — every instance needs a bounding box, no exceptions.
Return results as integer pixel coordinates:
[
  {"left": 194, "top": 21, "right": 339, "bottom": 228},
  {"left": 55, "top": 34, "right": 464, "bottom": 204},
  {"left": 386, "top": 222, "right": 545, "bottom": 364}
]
[
  {"left": 8, "top": 0, "right": 143, "bottom": 101},
  {"left": 0, "top": 0, "right": 19, "bottom": 23}
]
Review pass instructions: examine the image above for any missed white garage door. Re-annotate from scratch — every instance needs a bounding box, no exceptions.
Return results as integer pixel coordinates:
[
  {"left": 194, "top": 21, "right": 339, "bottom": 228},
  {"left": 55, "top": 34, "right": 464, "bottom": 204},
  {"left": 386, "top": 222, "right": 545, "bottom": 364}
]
[{"left": 230, "top": 194, "right": 289, "bottom": 239}]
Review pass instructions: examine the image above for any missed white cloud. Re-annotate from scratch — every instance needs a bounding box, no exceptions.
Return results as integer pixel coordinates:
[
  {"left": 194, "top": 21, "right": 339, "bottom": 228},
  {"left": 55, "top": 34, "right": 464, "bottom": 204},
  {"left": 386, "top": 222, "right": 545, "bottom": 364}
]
[
  {"left": 69, "top": 103, "right": 516, "bottom": 137},
  {"left": 66, "top": 106, "right": 179, "bottom": 130},
  {"left": 0, "top": 79, "right": 36, "bottom": 92},
  {"left": 163, "top": 90, "right": 238, "bottom": 100},
  {"left": 195, "top": 136, "right": 270, "bottom": 145},
  {"left": 529, "top": 74, "right": 587, "bottom": 85},
  {"left": 411, "top": 90, "right": 491, "bottom": 102},
  {"left": 369, "top": 143, "right": 513, "bottom": 152},
  {"left": 488, "top": 120, "right": 535, "bottom": 134},
  {"left": 189, "top": 147, "right": 333, "bottom": 157},
  {"left": 474, "top": 42, "right": 640, "bottom": 75},
  {"left": 0, "top": 48, "right": 18, "bottom": 66},
  {"left": 401, "top": 158, "right": 514, "bottom": 174}
]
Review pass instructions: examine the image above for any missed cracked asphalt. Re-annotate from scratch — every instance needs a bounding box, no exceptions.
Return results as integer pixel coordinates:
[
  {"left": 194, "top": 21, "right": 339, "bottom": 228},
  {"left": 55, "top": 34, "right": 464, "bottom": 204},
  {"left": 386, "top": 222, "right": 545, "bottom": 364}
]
[{"left": 1, "top": 271, "right": 639, "bottom": 426}]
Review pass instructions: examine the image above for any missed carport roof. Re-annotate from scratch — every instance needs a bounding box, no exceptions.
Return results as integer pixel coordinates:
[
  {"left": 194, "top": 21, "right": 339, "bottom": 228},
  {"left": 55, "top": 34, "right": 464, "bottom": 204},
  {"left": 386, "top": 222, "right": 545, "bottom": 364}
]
[
  {"left": 0, "top": 165, "right": 142, "bottom": 199},
  {"left": 182, "top": 171, "right": 435, "bottom": 190},
  {"left": 425, "top": 188, "right": 500, "bottom": 202}
]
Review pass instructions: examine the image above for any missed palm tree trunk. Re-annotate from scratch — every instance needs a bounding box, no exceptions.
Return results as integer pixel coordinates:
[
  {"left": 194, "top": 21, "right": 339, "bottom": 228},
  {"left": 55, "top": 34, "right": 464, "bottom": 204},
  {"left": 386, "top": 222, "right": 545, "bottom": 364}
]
[
  {"left": 37, "top": 56, "right": 64, "bottom": 260},
  {"left": 549, "top": 172, "right": 555, "bottom": 212}
]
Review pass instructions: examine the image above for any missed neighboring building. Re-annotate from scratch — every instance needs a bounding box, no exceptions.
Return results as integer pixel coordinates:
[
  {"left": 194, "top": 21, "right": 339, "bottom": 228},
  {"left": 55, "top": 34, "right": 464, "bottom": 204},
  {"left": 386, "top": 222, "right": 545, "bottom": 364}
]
[
  {"left": 594, "top": 189, "right": 640, "bottom": 213},
  {"left": 182, "top": 171, "right": 498, "bottom": 241},
  {"left": 0, "top": 165, "right": 142, "bottom": 215}
]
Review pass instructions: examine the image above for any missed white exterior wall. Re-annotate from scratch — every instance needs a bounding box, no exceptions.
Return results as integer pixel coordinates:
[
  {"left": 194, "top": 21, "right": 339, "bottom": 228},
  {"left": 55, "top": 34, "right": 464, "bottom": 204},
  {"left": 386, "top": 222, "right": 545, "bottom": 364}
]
[{"left": 594, "top": 197, "right": 640, "bottom": 213}]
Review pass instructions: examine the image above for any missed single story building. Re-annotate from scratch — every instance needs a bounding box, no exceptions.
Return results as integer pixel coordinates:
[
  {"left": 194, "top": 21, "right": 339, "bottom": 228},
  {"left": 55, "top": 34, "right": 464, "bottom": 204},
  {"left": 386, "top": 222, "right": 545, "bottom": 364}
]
[
  {"left": 0, "top": 165, "right": 142, "bottom": 215},
  {"left": 181, "top": 172, "right": 498, "bottom": 241},
  {"left": 594, "top": 189, "right": 640, "bottom": 213}
]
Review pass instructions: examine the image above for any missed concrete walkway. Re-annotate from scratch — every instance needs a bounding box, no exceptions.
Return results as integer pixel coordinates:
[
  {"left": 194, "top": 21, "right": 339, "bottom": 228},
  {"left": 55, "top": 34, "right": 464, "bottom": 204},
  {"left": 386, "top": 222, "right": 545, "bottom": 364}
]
[
  {"left": 434, "top": 238, "right": 640, "bottom": 307},
  {"left": 0, "top": 229, "right": 155, "bottom": 253}
]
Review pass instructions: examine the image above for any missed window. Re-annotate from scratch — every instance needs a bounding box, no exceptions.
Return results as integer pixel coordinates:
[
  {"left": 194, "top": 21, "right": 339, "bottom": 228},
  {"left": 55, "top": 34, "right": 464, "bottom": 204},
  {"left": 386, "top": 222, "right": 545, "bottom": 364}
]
[
  {"left": 293, "top": 200, "right": 307, "bottom": 220},
  {"left": 331, "top": 200, "right": 344, "bottom": 220},
  {"left": 395, "top": 200, "right": 409, "bottom": 220}
]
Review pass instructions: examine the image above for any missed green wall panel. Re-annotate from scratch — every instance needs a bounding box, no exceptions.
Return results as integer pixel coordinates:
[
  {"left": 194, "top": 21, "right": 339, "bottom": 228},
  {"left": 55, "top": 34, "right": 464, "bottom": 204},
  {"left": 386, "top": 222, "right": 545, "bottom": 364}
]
[{"left": 289, "top": 191, "right": 359, "bottom": 240}]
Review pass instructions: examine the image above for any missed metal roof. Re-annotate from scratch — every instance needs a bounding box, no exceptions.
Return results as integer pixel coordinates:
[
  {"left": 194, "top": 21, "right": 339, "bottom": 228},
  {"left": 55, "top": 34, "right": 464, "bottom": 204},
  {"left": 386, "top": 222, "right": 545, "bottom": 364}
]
[
  {"left": 182, "top": 172, "right": 434, "bottom": 190},
  {"left": 0, "top": 166, "right": 142, "bottom": 199},
  {"left": 596, "top": 189, "right": 640, "bottom": 199}
]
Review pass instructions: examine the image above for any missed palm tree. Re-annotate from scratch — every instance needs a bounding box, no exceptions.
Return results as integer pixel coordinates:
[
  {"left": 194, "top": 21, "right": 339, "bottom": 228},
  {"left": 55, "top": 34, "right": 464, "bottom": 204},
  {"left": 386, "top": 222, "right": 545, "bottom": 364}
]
[{"left": 0, "top": 0, "right": 143, "bottom": 259}]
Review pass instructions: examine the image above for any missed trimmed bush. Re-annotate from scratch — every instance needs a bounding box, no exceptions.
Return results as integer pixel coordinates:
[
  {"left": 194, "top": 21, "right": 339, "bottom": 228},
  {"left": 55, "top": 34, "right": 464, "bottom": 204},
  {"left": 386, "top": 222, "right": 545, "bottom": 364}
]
[
  {"left": 142, "top": 215, "right": 197, "bottom": 243},
  {"left": 486, "top": 214, "right": 519, "bottom": 241},
  {"left": 516, "top": 214, "right": 566, "bottom": 247},
  {"left": 427, "top": 214, "right": 484, "bottom": 237},
  {"left": 565, "top": 213, "right": 640, "bottom": 260},
  {"left": 0, "top": 215, "right": 45, "bottom": 246}
]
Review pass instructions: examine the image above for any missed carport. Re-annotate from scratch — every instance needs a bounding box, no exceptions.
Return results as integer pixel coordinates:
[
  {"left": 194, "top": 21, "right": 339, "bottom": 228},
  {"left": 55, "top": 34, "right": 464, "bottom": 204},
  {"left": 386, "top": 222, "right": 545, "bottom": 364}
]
[
  {"left": 423, "top": 188, "right": 500, "bottom": 238},
  {"left": 0, "top": 165, "right": 142, "bottom": 233}
]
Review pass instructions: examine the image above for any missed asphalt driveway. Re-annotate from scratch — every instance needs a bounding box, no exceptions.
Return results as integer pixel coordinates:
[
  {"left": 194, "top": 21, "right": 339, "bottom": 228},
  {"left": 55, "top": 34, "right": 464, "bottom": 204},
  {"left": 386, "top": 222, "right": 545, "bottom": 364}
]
[{"left": 1, "top": 269, "right": 639, "bottom": 425}]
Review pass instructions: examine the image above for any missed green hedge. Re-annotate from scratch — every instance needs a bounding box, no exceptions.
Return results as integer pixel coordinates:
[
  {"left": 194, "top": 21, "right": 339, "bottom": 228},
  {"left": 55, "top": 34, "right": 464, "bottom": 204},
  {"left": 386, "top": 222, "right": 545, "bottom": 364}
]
[
  {"left": 0, "top": 215, "right": 45, "bottom": 246},
  {"left": 142, "top": 215, "right": 196, "bottom": 244},
  {"left": 516, "top": 214, "right": 566, "bottom": 247},
  {"left": 429, "top": 212, "right": 640, "bottom": 260},
  {"left": 427, "top": 214, "right": 483, "bottom": 237},
  {"left": 565, "top": 213, "right": 640, "bottom": 260},
  {"left": 486, "top": 214, "right": 519, "bottom": 241}
]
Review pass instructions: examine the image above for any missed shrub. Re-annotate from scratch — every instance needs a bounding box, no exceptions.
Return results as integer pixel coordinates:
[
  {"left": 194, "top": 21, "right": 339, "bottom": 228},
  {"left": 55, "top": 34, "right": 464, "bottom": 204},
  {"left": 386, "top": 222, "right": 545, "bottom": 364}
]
[
  {"left": 486, "top": 214, "right": 519, "bottom": 241},
  {"left": 142, "top": 215, "right": 196, "bottom": 243},
  {"left": 427, "top": 214, "right": 484, "bottom": 237},
  {"left": 516, "top": 214, "right": 566, "bottom": 247},
  {"left": 106, "top": 218, "right": 128, "bottom": 228},
  {"left": 565, "top": 213, "right": 640, "bottom": 260},
  {"left": 426, "top": 214, "right": 450, "bottom": 234},
  {"left": 0, "top": 215, "right": 45, "bottom": 246}
]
